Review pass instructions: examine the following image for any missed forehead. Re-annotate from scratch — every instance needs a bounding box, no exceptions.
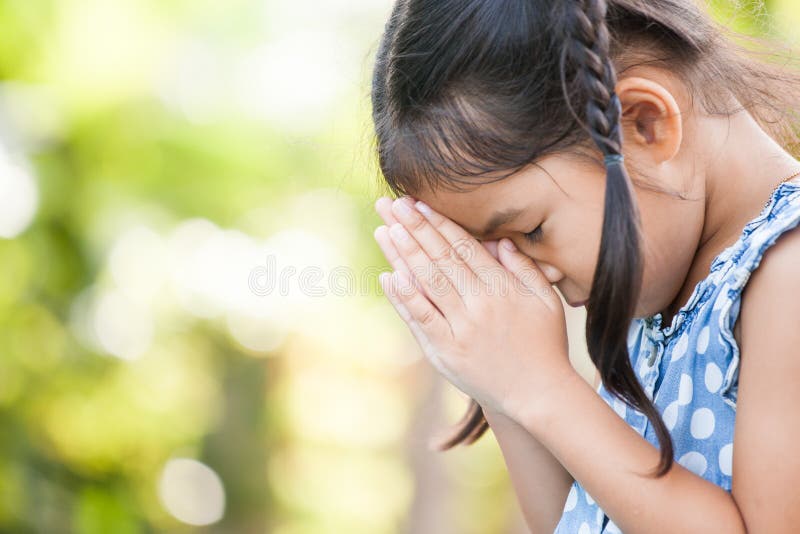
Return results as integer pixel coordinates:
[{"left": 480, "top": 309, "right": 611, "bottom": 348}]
[
  {"left": 413, "top": 165, "right": 549, "bottom": 236},
  {"left": 411, "top": 153, "right": 601, "bottom": 236}
]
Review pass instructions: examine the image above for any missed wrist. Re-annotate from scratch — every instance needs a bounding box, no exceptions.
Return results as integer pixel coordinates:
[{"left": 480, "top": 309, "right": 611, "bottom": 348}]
[
  {"left": 482, "top": 403, "right": 536, "bottom": 435},
  {"left": 505, "top": 364, "right": 585, "bottom": 441}
]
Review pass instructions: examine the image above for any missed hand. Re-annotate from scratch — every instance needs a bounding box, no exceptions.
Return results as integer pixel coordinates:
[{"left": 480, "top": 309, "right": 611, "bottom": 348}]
[{"left": 372, "top": 195, "right": 576, "bottom": 421}]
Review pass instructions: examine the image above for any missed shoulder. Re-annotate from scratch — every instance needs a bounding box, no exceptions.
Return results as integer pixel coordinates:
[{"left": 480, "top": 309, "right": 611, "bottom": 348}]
[
  {"left": 733, "top": 217, "right": 800, "bottom": 344},
  {"left": 739, "top": 218, "right": 800, "bottom": 333},
  {"left": 731, "top": 223, "right": 800, "bottom": 530},
  {"left": 737, "top": 215, "right": 800, "bottom": 365}
]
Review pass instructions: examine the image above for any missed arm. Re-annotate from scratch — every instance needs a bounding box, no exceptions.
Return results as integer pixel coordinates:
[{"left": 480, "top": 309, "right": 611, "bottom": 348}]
[
  {"left": 731, "top": 225, "right": 800, "bottom": 532},
  {"left": 507, "top": 229, "right": 800, "bottom": 534},
  {"left": 483, "top": 407, "right": 574, "bottom": 534},
  {"left": 483, "top": 365, "right": 599, "bottom": 533},
  {"left": 371, "top": 198, "right": 745, "bottom": 531},
  {"left": 373, "top": 197, "right": 582, "bottom": 531},
  {"left": 512, "top": 370, "right": 746, "bottom": 534}
]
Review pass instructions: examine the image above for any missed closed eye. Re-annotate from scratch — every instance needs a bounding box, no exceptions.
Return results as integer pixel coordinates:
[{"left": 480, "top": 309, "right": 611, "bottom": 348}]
[{"left": 523, "top": 224, "right": 543, "bottom": 244}]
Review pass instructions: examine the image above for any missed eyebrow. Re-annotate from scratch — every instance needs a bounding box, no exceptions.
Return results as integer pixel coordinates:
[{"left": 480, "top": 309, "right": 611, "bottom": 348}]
[{"left": 473, "top": 208, "right": 525, "bottom": 239}]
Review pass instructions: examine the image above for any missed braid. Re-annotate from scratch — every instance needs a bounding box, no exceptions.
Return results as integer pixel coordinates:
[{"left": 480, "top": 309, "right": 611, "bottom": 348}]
[
  {"left": 561, "top": 0, "right": 622, "bottom": 156},
  {"left": 562, "top": 0, "right": 675, "bottom": 478}
]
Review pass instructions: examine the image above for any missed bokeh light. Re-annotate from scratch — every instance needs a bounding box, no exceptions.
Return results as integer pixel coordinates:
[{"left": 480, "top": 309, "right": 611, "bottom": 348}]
[
  {"left": 0, "top": 1, "right": 797, "bottom": 532},
  {"left": 158, "top": 458, "right": 226, "bottom": 526},
  {"left": 0, "top": 149, "right": 37, "bottom": 238}
]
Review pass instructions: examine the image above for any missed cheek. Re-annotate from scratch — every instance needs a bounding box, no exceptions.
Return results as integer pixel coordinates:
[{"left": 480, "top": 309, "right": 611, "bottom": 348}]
[
  {"left": 554, "top": 210, "right": 603, "bottom": 279},
  {"left": 528, "top": 212, "right": 601, "bottom": 296}
]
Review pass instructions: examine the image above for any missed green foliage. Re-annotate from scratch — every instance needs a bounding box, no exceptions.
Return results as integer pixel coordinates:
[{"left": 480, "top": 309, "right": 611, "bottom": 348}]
[{"left": 0, "top": 0, "right": 794, "bottom": 532}]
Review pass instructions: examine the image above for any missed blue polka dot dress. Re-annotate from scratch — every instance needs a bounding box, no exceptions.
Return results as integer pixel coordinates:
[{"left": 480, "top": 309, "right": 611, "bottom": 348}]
[{"left": 553, "top": 179, "right": 800, "bottom": 533}]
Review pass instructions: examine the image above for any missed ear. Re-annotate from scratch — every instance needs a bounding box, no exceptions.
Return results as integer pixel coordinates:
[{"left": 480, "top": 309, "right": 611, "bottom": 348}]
[{"left": 615, "top": 76, "right": 682, "bottom": 165}]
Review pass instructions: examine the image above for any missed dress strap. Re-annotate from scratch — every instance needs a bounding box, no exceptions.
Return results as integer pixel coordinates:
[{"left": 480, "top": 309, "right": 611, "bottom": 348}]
[{"left": 711, "top": 181, "right": 800, "bottom": 408}]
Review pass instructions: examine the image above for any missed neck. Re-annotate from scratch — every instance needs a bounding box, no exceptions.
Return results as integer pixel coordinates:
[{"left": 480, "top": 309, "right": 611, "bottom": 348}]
[
  {"left": 697, "top": 109, "right": 800, "bottom": 263},
  {"left": 656, "top": 108, "right": 799, "bottom": 324}
]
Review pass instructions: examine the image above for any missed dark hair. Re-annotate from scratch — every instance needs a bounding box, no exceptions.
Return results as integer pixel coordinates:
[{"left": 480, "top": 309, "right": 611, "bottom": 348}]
[{"left": 370, "top": 0, "right": 800, "bottom": 478}]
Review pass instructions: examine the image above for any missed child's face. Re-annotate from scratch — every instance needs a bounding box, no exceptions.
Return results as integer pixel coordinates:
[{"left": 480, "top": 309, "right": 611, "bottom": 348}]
[{"left": 412, "top": 152, "right": 703, "bottom": 318}]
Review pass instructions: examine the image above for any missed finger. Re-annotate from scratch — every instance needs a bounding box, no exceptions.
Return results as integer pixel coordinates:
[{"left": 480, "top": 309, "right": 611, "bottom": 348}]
[
  {"left": 476, "top": 239, "right": 512, "bottom": 296},
  {"left": 378, "top": 271, "right": 455, "bottom": 385},
  {"left": 412, "top": 199, "right": 505, "bottom": 277},
  {"left": 373, "top": 225, "right": 428, "bottom": 296},
  {"left": 481, "top": 239, "right": 500, "bottom": 261},
  {"left": 382, "top": 195, "right": 496, "bottom": 280},
  {"left": 390, "top": 197, "right": 479, "bottom": 293},
  {"left": 379, "top": 269, "right": 451, "bottom": 341},
  {"left": 497, "top": 238, "right": 560, "bottom": 310},
  {"left": 375, "top": 196, "right": 419, "bottom": 286},
  {"left": 387, "top": 221, "right": 466, "bottom": 317},
  {"left": 373, "top": 224, "right": 408, "bottom": 273},
  {"left": 373, "top": 197, "right": 412, "bottom": 276},
  {"left": 375, "top": 196, "right": 400, "bottom": 227}
]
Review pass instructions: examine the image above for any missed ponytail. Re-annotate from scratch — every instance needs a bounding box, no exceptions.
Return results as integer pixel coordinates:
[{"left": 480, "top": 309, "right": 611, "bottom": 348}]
[
  {"left": 375, "top": 0, "right": 800, "bottom": 477},
  {"left": 560, "top": 0, "right": 673, "bottom": 478}
]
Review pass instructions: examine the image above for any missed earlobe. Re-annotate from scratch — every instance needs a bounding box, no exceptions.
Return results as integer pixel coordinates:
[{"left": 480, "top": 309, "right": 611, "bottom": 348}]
[{"left": 615, "top": 76, "right": 682, "bottom": 164}]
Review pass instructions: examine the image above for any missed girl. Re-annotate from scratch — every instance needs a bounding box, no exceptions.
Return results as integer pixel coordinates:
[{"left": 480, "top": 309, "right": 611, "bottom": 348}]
[{"left": 371, "top": 0, "right": 800, "bottom": 533}]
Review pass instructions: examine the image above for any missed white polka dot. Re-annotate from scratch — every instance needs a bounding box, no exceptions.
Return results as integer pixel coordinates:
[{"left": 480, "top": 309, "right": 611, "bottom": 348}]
[
  {"left": 586, "top": 490, "right": 595, "bottom": 505},
  {"left": 578, "top": 522, "right": 591, "bottom": 534},
  {"left": 697, "top": 326, "right": 710, "bottom": 354},
  {"left": 705, "top": 363, "right": 723, "bottom": 393},
  {"left": 612, "top": 397, "right": 627, "bottom": 419},
  {"left": 606, "top": 519, "right": 623, "bottom": 533},
  {"left": 663, "top": 400, "right": 680, "bottom": 431},
  {"left": 563, "top": 485, "right": 577, "bottom": 512},
  {"left": 678, "top": 374, "right": 693, "bottom": 405},
  {"left": 690, "top": 408, "right": 716, "bottom": 439},
  {"left": 596, "top": 507, "right": 604, "bottom": 524},
  {"left": 678, "top": 451, "right": 708, "bottom": 476},
  {"left": 719, "top": 443, "right": 733, "bottom": 476},
  {"left": 672, "top": 332, "right": 689, "bottom": 362}
]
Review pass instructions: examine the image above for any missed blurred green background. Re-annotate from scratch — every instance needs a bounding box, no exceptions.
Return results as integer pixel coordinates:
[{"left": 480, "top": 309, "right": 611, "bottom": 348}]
[{"left": 0, "top": 1, "right": 797, "bottom": 533}]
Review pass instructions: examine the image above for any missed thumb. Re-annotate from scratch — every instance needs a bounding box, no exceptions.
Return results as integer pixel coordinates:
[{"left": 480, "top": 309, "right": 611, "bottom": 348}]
[
  {"left": 481, "top": 239, "right": 500, "bottom": 261},
  {"left": 497, "top": 238, "right": 557, "bottom": 306}
]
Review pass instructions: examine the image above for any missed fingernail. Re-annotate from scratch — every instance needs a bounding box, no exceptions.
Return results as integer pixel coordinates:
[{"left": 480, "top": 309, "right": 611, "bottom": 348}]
[
  {"left": 502, "top": 238, "right": 516, "bottom": 251},
  {"left": 393, "top": 198, "right": 413, "bottom": 217},
  {"left": 389, "top": 223, "right": 410, "bottom": 242},
  {"left": 415, "top": 200, "right": 432, "bottom": 216}
]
